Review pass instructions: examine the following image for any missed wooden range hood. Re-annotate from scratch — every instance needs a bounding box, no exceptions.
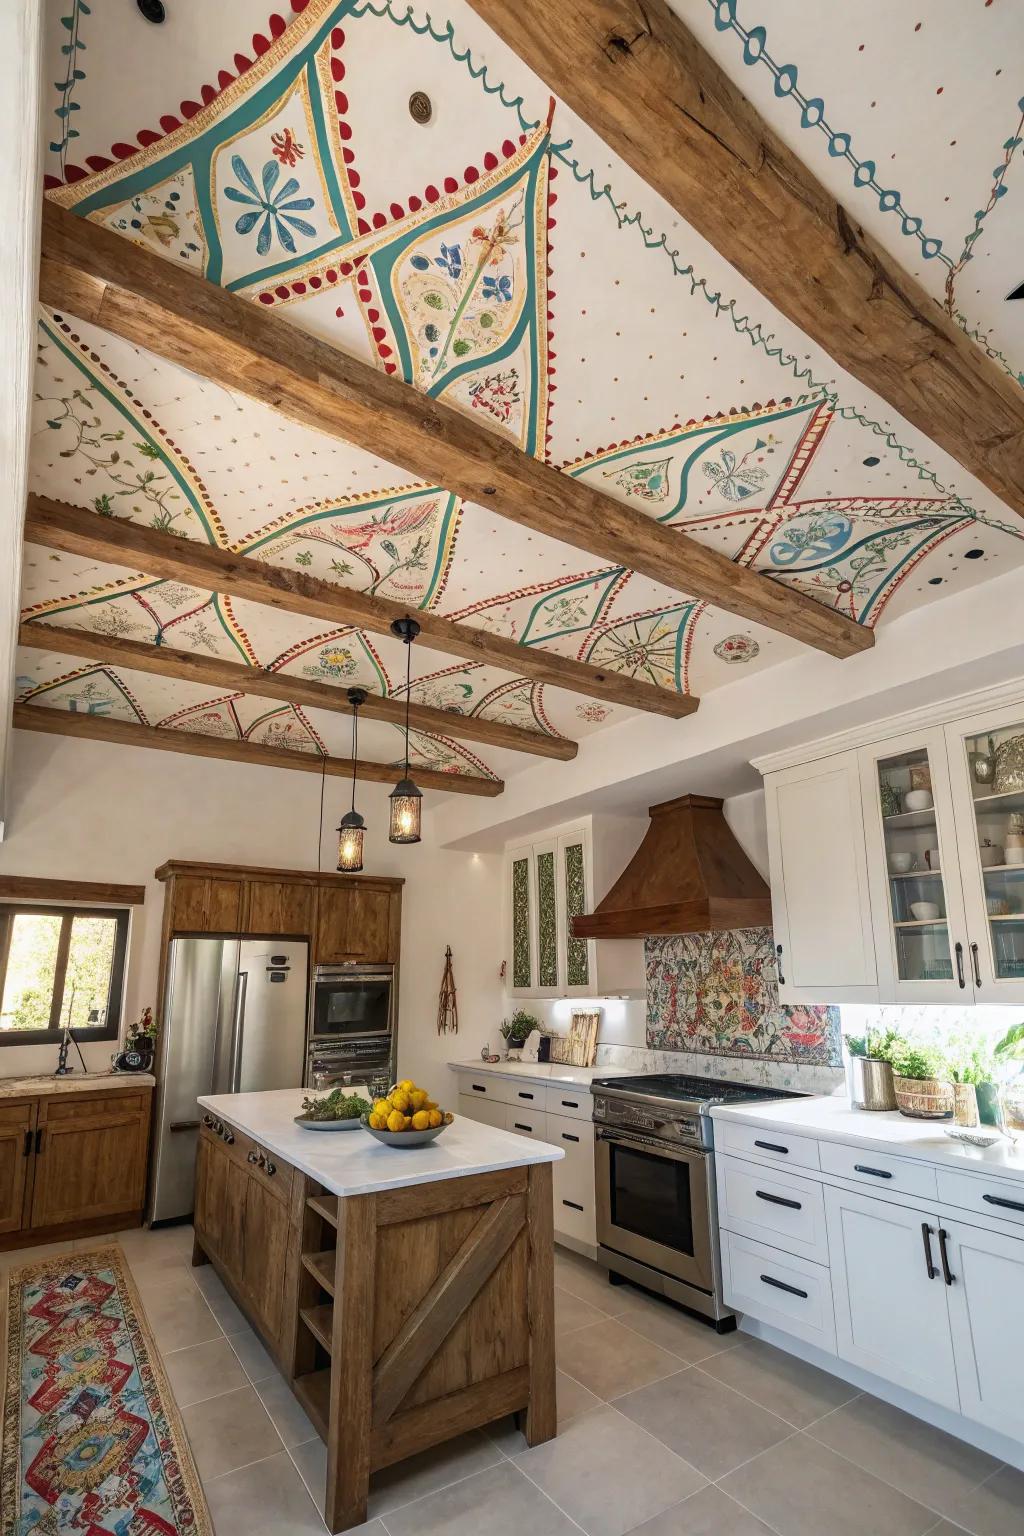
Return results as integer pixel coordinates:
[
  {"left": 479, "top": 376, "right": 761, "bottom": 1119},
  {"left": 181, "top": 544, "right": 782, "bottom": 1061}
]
[{"left": 571, "top": 794, "right": 772, "bottom": 938}]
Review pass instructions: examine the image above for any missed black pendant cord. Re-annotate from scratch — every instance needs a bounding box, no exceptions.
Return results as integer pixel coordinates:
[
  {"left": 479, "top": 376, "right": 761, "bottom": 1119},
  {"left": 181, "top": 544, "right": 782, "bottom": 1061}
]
[
  {"left": 402, "top": 636, "right": 412, "bottom": 772},
  {"left": 350, "top": 698, "right": 360, "bottom": 812}
]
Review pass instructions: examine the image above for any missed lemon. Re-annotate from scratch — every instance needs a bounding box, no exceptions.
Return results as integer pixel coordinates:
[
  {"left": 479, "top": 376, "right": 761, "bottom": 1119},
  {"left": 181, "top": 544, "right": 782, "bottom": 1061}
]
[
  {"left": 372, "top": 1099, "right": 390, "bottom": 1116},
  {"left": 411, "top": 1109, "right": 431, "bottom": 1131},
  {"left": 367, "top": 1112, "right": 384, "bottom": 1129},
  {"left": 386, "top": 1109, "right": 406, "bottom": 1133},
  {"left": 424, "top": 1098, "right": 438, "bottom": 1112},
  {"left": 410, "top": 1089, "right": 428, "bottom": 1111},
  {"left": 427, "top": 1109, "right": 443, "bottom": 1129},
  {"left": 398, "top": 1078, "right": 415, "bottom": 1093},
  {"left": 390, "top": 1090, "right": 411, "bottom": 1114}
]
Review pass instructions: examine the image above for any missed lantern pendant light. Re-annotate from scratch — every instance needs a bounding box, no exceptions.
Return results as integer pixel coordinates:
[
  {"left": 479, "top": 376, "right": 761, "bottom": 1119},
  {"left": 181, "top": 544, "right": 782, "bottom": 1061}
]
[
  {"left": 388, "top": 617, "right": 423, "bottom": 845},
  {"left": 336, "top": 687, "right": 367, "bottom": 872}
]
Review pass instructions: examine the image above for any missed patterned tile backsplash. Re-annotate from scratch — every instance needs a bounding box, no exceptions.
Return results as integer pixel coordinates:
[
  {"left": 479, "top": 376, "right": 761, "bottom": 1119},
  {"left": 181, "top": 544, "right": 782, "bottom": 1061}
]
[{"left": 644, "top": 928, "right": 841, "bottom": 1068}]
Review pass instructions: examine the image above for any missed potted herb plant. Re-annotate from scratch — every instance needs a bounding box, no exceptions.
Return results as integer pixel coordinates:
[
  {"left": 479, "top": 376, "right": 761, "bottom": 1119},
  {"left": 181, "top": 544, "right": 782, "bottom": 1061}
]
[
  {"left": 992, "top": 1021, "right": 1024, "bottom": 1130},
  {"left": 500, "top": 1009, "right": 541, "bottom": 1056},
  {"left": 887, "top": 1040, "right": 953, "bottom": 1119},
  {"left": 847, "top": 1030, "right": 898, "bottom": 1111},
  {"left": 948, "top": 1049, "right": 992, "bottom": 1128}
]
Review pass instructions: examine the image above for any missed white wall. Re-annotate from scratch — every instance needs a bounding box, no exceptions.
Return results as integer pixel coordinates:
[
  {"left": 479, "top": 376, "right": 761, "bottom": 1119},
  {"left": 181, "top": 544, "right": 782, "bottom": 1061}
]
[{"left": 0, "top": 730, "right": 504, "bottom": 1102}]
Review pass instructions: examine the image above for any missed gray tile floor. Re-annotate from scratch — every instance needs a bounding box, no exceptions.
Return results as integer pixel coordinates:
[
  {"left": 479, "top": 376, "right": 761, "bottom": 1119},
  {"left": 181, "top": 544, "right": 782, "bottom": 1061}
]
[{"left": 2, "top": 1233, "right": 1022, "bottom": 1536}]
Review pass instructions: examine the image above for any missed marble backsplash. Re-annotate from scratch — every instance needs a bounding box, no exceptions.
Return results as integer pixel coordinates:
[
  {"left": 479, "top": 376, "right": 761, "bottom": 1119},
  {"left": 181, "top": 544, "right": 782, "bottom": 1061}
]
[{"left": 594, "top": 1039, "right": 844, "bottom": 1094}]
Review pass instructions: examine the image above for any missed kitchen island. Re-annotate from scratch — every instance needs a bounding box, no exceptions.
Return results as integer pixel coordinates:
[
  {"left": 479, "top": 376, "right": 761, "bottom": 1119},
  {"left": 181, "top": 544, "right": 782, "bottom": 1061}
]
[{"left": 192, "top": 1088, "right": 562, "bottom": 1532}]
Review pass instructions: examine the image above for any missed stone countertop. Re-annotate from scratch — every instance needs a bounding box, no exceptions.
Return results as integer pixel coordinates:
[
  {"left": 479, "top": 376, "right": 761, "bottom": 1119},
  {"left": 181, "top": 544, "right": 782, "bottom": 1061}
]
[
  {"left": 0, "top": 1070, "right": 155, "bottom": 1099},
  {"left": 199, "top": 1088, "right": 564, "bottom": 1197},
  {"left": 710, "top": 1094, "right": 1024, "bottom": 1184},
  {"left": 448, "top": 1059, "right": 634, "bottom": 1091}
]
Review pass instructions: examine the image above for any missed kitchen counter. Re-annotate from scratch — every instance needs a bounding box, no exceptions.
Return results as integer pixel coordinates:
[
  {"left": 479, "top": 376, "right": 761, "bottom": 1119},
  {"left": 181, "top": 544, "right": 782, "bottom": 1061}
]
[
  {"left": 199, "top": 1087, "right": 562, "bottom": 1196},
  {"left": 0, "top": 1069, "right": 155, "bottom": 1099},
  {"left": 711, "top": 1093, "right": 1024, "bottom": 1183},
  {"left": 449, "top": 1058, "right": 632, "bottom": 1090},
  {"left": 193, "top": 1087, "right": 559, "bottom": 1532}
]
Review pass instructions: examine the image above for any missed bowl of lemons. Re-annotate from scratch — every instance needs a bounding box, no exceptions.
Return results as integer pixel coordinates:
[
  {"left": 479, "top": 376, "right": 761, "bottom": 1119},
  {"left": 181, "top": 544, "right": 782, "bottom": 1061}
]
[{"left": 362, "top": 1079, "right": 454, "bottom": 1147}]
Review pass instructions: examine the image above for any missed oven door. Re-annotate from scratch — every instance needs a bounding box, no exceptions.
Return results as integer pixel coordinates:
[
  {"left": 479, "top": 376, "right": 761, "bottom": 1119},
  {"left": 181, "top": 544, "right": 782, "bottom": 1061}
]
[
  {"left": 596, "top": 1126, "right": 715, "bottom": 1293},
  {"left": 311, "top": 968, "right": 393, "bottom": 1042}
]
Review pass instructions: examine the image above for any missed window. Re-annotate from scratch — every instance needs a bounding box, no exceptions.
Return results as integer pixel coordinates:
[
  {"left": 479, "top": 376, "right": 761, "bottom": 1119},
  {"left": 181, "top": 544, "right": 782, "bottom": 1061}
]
[{"left": 0, "top": 905, "right": 129, "bottom": 1045}]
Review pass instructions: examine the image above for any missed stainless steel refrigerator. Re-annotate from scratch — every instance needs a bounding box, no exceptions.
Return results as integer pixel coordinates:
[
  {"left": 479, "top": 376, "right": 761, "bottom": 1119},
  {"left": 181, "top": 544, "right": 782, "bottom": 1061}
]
[{"left": 149, "top": 937, "right": 309, "bottom": 1223}]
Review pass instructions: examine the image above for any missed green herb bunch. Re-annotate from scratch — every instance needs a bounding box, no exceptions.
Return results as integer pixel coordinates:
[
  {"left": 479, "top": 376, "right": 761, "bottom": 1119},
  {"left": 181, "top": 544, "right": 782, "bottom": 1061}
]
[{"left": 301, "top": 1088, "right": 371, "bottom": 1121}]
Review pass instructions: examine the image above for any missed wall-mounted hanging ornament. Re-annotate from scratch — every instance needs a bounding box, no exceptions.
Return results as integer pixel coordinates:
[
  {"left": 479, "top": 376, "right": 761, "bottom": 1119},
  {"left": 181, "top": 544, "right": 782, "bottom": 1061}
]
[
  {"left": 436, "top": 945, "right": 459, "bottom": 1035},
  {"left": 337, "top": 687, "right": 367, "bottom": 872},
  {"left": 388, "top": 618, "right": 423, "bottom": 844}
]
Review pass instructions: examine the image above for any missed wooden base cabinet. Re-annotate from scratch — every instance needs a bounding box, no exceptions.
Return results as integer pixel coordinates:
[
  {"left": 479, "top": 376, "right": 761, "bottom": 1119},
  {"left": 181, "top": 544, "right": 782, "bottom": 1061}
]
[{"left": 0, "top": 1084, "right": 152, "bottom": 1250}]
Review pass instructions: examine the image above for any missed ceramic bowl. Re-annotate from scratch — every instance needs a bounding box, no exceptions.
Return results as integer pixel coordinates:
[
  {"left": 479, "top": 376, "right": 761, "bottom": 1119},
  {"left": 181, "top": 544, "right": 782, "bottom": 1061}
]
[
  {"left": 910, "top": 901, "right": 941, "bottom": 921},
  {"left": 888, "top": 851, "right": 914, "bottom": 875},
  {"left": 361, "top": 1116, "right": 450, "bottom": 1147},
  {"left": 1006, "top": 848, "right": 1024, "bottom": 866},
  {"left": 904, "top": 789, "right": 934, "bottom": 812}
]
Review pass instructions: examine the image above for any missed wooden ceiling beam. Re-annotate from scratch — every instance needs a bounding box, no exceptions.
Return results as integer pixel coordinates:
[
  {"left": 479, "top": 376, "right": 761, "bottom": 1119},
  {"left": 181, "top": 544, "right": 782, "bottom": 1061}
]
[
  {"left": 12, "top": 703, "right": 503, "bottom": 797},
  {"left": 24, "top": 493, "right": 695, "bottom": 720},
  {"left": 466, "top": 0, "right": 1024, "bottom": 521},
  {"left": 18, "top": 621, "right": 578, "bottom": 762},
  {"left": 39, "top": 201, "right": 870, "bottom": 660}
]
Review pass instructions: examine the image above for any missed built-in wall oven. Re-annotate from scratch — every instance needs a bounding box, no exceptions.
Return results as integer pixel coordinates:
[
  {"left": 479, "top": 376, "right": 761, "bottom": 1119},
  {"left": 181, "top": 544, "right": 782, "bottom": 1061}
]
[
  {"left": 306, "top": 964, "right": 396, "bottom": 1090},
  {"left": 593, "top": 1074, "right": 805, "bottom": 1327}
]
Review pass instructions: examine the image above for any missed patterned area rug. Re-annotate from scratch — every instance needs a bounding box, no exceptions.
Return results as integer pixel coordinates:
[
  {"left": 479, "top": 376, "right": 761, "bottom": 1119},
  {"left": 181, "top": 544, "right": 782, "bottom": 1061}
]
[{"left": 2, "top": 1245, "right": 211, "bottom": 1536}]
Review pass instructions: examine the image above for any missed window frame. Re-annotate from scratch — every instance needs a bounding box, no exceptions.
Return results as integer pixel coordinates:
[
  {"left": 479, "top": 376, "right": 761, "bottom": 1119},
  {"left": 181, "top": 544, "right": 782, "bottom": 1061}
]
[{"left": 0, "top": 903, "right": 130, "bottom": 1046}]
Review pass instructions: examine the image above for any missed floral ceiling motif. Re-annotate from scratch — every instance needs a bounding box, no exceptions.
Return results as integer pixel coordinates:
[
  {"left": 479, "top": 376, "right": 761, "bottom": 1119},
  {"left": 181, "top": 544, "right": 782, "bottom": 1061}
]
[{"left": 20, "top": 0, "right": 1024, "bottom": 788}]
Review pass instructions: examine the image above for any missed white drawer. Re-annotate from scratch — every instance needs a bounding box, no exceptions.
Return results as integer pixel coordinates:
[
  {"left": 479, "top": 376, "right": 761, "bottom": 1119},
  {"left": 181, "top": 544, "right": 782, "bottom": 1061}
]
[
  {"left": 819, "top": 1140, "right": 937, "bottom": 1201},
  {"left": 506, "top": 1105, "right": 548, "bottom": 1140},
  {"left": 544, "top": 1083, "right": 591, "bottom": 1120},
  {"left": 717, "top": 1154, "right": 828, "bottom": 1266},
  {"left": 457, "top": 1093, "right": 507, "bottom": 1130},
  {"left": 717, "top": 1118, "right": 821, "bottom": 1171},
  {"left": 553, "top": 1191, "right": 595, "bottom": 1249},
  {"left": 722, "top": 1230, "right": 836, "bottom": 1354},
  {"left": 456, "top": 1072, "right": 516, "bottom": 1107},
  {"left": 506, "top": 1079, "right": 546, "bottom": 1111},
  {"left": 937, "top": 1168, "right": 1024, "bottom": 1230},
  {"left": 550, "top": 1113, "right": 595, "bottom": 1227}
]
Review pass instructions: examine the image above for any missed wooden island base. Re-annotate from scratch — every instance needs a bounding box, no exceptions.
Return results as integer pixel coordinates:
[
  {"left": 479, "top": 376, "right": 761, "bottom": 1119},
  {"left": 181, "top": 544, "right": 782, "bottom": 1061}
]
[{"left": 192, "top": 1121, "right": 556, "bottom": 1532}]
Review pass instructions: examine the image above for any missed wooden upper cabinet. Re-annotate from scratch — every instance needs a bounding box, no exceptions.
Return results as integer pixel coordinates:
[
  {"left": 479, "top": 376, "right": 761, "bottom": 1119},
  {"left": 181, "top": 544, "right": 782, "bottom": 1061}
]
[
  {"left": 246, "top": 880, "right": 313, "bottom": 937},
  {"left": 315, "top": 884, "right": 398, "bottom": 964},
  {"left": 30, "top": 1090, "right": 151, "bottom": 1231},
  {"left": 169, "top": 874, "right": 244, "bottom": 934},
  {"left": 0, "top": 1102, "right": 34, "bottom": 1236}
]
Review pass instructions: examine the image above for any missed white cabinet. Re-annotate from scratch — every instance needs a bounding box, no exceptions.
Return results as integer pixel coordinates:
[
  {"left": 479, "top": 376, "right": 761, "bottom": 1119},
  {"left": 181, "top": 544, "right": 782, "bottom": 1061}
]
[
  {"left": 764, "top": 756, "right": 878, "bottom": 1004},
  {"left": 824, "top": 1184, "right": 959, "bottom": 1410},
  {"left": 758, "top": 685, "right": 1024, "bottom": 1005},
  {"left": 943, "top": 1219, "right": 1024, "bottom": 1443},
  {"left": 457, "top": 1093, "right": 506, "bottom": 1130}
]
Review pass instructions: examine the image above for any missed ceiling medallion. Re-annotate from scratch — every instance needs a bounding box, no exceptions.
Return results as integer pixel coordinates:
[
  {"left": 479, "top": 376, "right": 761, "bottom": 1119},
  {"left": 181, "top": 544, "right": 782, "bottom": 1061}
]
[{"left": 408, "top": 91, "right": 433, "bottom": 125}]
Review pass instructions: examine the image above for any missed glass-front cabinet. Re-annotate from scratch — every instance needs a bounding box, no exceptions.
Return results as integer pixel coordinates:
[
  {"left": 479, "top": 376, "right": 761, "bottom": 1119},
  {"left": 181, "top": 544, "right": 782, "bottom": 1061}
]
[
  {"left": 946, "top": 702, "right": 1024, "bottom": 1001},
  {"left": 506, "top": 825, "right": 595, "bottom": 998},
  {"left": 859, "top": 730, "right": 970, "bottom": 1002}
]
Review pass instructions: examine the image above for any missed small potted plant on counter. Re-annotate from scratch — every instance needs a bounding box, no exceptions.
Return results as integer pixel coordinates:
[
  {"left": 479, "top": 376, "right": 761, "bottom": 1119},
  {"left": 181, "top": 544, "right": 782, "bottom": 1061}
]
[
  {"left": 500, "top": 1009, "right": 541, "bottom": 1058},
  {"left": 887, "top": 1039, "right": 954, "bottom": 1120},
  {"left": 948, "top": 1048, "right": 993, "bottom": 1129},
  {"left": 992, "top": 1021, "right": 1024, "bottom": 1130},
  {"left": 846, "top": 1029, "right": 898, "bottom": 1111}
]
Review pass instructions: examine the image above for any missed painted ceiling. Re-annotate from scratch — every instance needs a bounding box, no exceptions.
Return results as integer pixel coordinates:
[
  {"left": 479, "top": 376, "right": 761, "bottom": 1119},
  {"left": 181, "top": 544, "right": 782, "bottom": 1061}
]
[{"left": 18, "top": 0, "right": 1024, "bottom": 791}]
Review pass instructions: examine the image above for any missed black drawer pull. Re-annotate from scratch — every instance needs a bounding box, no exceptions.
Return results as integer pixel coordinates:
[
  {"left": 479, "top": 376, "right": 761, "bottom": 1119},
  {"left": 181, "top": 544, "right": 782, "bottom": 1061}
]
[
  {"left": 517, "top": 1090, "right": 535, "bottom": 1100},
  {"left": 560, "top": 1099, "right": 580, "bottom": 1109},
  {"left": 854, "top": 1164, "right": 892, "bottom": 1179},
  {"left": 562, "top": 1199, "right": 584, "bottom": 1212},
  {"left": 755, "top": 1190, "right": 801, "bottom": 1210},
  {"left": 983, "top": 1193, "right": 1024, "bottom": 1213},
  {"left": 514, "top": 1122, "right": 532, "bottom": 1132},
  {"left": 754, "top": 1139, "right": 789, "bottom": 1155},
  {"left": 471, "top": 1084, "right": 487, "bottom": 1093},
  {"left": 760, "top": 1273, "right": 808, "bottom": 1299},
  {"left": 561, "top": 1132, "right": 580, "bottom": 1143}
]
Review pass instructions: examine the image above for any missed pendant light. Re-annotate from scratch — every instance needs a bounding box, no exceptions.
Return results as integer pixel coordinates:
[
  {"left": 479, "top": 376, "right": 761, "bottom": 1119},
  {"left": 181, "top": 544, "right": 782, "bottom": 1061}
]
[
  {"left": 389, "top": 617, "right": 423, "bottom": 844},
  {"left": 336, "top": 687, "right": 367, "bottom": 872}
]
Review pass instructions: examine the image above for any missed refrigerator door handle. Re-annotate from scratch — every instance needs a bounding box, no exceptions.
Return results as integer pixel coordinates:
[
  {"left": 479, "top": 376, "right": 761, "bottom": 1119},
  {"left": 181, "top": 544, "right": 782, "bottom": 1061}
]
[
  {"left": 229, "top": 972, "right": 248, "bottom": 1093},
  {"left": 169, "top": 1119, "right": 201, "bottom": 1132}
]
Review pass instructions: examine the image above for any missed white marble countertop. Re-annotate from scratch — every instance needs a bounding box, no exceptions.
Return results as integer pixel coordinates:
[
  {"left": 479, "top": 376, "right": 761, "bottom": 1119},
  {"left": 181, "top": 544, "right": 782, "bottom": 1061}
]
[
  {"left": 199, "top": 1088, "right": 564, "bottom": 1196},
  {"left": 0, "top": 1069, "right": 155, "bottom": 1099},
  {"left": 448, "top": 1059, "right": 633, "bottom": 1090},
  {"left": 710, "top": 1094, "right": 1024, "bottom": 1184}
]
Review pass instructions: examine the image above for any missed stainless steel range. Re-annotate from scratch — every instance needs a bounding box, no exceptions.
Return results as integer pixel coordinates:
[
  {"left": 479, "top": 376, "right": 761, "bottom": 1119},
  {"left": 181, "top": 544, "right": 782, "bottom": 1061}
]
[{"left": 592, "top": 1074, "right": 805, "bottom": 1328}]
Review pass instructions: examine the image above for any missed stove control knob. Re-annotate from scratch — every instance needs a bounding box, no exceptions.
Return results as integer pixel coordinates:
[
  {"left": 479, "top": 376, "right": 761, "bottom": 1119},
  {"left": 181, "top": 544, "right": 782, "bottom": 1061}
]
[{"left": 593, "top": 1100, "right": 606, "bottom": 1118}]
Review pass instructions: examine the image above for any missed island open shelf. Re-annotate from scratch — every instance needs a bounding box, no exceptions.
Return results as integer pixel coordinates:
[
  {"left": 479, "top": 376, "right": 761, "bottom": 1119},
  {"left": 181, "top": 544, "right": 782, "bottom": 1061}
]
[{"left": 192, "top": 1089, "right": 561, "bottom": 1532}]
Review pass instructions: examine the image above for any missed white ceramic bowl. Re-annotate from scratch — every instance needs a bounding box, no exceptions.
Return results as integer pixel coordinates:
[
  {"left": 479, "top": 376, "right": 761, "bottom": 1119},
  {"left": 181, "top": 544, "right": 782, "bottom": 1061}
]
[
  {"left": 889, "top": 851, "right": 914, "bottom": 874},
  {"left": 904, "top": 789, "right": 934, "bottom": 812},
  {"left": 1006, "top": 848, "right": 1024, "bottom": 866},
  {"left": 910, "top": 901, "right": 941, "bottom": 921}
]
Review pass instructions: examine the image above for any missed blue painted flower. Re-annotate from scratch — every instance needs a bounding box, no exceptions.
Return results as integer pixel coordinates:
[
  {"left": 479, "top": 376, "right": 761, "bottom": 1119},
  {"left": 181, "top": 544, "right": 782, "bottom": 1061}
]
[
  {"left": 224, "top": 154, "right": 316, "bottom": 257},
  {"left": 434, "top": 242, "right": 462, "bottom": 279},
  {"left": 481, "top": 273, "right": 513, "bottom": 302}
]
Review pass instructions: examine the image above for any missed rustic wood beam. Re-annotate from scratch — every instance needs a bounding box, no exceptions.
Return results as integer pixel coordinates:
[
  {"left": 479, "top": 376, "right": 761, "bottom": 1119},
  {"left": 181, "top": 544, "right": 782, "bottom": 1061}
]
[
  {"left": 12, "top": 703, "right": 503, "bottom": 796},
  {"left": 0, "top": 875, "right": 145, "bottom": 906},
  {"left": 466, "top": 0, "right": 1024, "bottom": 521},
  {"left": 18, "top": 620, "right": 578, "bottom": 762},
  {"left": 24, "top": 493, "right": 696, "bottom": 720},
  {"left": 39, "top": 201, "right": 870, "bottom": 659}
]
